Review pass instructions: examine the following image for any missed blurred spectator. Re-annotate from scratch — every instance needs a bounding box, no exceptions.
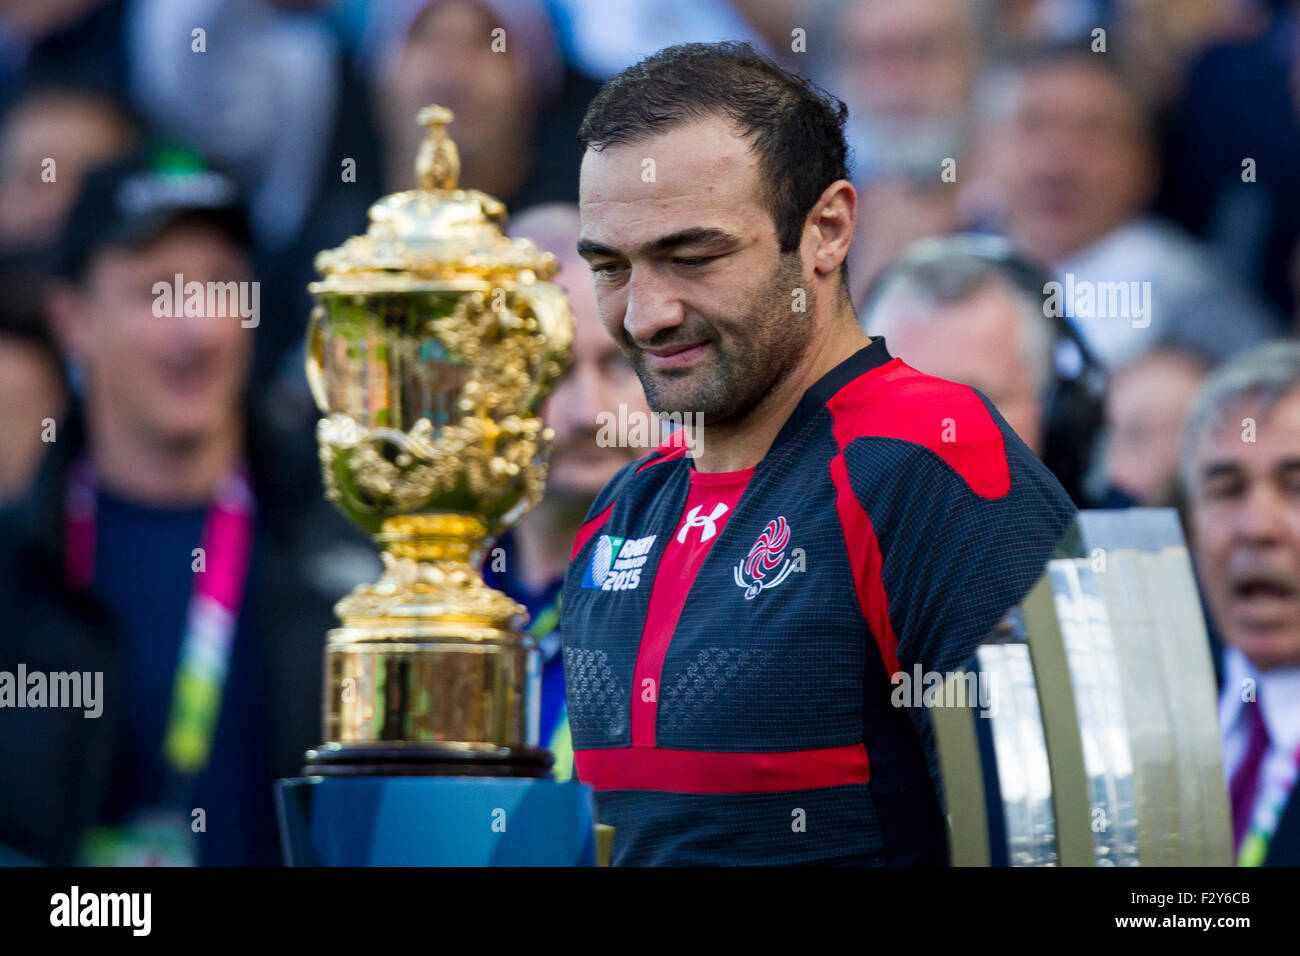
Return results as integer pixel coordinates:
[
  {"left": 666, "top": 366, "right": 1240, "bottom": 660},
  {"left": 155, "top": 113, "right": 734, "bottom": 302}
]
[
  {"left": 1114, "top": 0, "right": 1268, "bottom": 109},
  {"left": 0, "top": 80, "right": 137, "bottom": 259},
  {"left": 123, "top": 0, "right": 389, "bottom": 390},
  {"left": 487, "top": 202, "right": 653, "bottom": 783},
  {"left": 817, "top": 0, "right": 985, "bottom": 304},
  {"left": 0, "top": 270, "right": 66, "bottom": 502},
  {"left": 363, "top": 0, "right": 598, "bottom": 210},
  {"left": 971, "top": 43, "right": 1277, "bottom": 368},
  {"left": 861, "top": 235, "right": 1104, "bottom": 504},
  {"left": 549, "top": 0, "right": 773, "bottom": 81},
  {"left": 1156, "top": 0, "right": 1300, "bottom": 322},
  {"left": 125, "top": 0, "right": 339, "bottom": 253},
  {"left": 1101, "top": 345, "right": 1211, "bottom": 506},
  {"left": 0, "top": 147, "right": 375, "bottom": 865},
  {"left": 728, "top": 0, "right": 819, "bottom": 60},
  {"left": 996, "top": 0, "right": 1107, "bottom": 47},
  {"left": 1182, "top": 341, "right": 1300, "bottom": 865},
  {"left": 0, "top": 0, "right": 128, "bottom": 106},
  {"left": 822, "top": 0, "right": 984, "bottom": 183}
]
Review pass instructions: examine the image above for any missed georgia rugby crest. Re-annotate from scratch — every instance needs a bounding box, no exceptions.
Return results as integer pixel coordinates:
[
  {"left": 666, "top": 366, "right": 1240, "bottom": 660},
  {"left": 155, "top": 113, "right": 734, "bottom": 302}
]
[{"left": 734, "top": 517, "right": 796, "bottom": 599}]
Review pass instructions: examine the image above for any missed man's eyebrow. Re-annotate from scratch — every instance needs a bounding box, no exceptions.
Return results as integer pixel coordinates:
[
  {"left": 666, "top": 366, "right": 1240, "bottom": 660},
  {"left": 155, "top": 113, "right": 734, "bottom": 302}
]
[
  {"left": 644, "top": 227, "right": 738, "bottom": 255},
  {"left": 576, "top": 237, "right": 619, "bottom": 259},
  {"left": 576, "top": 227, "right": 740, "bottom": 260}
]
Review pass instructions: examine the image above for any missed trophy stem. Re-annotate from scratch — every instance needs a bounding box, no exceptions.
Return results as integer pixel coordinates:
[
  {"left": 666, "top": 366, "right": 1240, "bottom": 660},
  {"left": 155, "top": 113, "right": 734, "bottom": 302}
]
[{"left": 377, "top": 513, "right": 489, "bottom": 569}]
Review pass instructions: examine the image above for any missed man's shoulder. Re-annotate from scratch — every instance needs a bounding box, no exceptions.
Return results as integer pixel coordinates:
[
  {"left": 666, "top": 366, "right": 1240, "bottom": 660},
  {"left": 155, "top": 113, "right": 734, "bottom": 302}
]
[
  {"left": 829, "top": 361, "right": 1016, "bottom": 500},
  {"left": 567, "top": 436, "right": 690, "bottom": 565},
  {"left": 582, "top": 434, "right": 689, "bottom": 519}
]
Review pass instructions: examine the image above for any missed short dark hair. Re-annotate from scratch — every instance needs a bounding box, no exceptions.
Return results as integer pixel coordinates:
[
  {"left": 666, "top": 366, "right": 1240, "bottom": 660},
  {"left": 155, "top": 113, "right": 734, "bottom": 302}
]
[{"left": 577, "top": 42, "right": 851, "bottom": 267}]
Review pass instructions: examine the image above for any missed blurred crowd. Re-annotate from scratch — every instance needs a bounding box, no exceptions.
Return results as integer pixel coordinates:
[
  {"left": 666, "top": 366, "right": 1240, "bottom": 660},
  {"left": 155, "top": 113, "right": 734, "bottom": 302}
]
[
  {"left": 0, "top": 0, "right": 1298, "bottom": 864},
  {"left": 1, "top": 0, "right": 1297, "bottom": 510}
]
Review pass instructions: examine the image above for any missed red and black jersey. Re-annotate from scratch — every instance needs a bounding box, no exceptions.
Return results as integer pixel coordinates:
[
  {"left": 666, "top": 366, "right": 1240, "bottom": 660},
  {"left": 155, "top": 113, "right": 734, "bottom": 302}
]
[{"left": 561, "top": 338, "right": 1076, "bottom": 864}]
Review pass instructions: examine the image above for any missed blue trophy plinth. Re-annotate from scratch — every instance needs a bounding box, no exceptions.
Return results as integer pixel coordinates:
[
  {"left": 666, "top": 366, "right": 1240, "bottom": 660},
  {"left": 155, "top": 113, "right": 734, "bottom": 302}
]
[{"left": 277, "top": 776, "right": 596, "bottom": 866}]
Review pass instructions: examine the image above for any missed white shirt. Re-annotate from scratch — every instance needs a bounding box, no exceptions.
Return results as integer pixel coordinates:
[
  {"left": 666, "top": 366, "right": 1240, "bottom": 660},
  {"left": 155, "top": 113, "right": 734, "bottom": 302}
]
[
  {"left": 1219, "top": 647, "right": 1300, "bottom": 834},
  {"left": 1054, "top": 218, "right": 1275, "bottom": 369}
]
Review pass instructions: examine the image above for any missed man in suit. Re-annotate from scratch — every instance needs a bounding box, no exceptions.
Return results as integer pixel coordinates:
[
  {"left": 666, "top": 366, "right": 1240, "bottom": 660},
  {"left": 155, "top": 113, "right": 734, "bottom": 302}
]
[{"left": 1183, "top": 341, "right": 1300, "bottom": 865}]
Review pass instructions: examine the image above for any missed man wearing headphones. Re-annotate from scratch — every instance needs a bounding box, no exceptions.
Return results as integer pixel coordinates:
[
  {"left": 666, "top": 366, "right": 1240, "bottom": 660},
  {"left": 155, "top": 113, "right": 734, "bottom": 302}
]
[{"left": 860, "top": 235, "right": 1106, "bottom": 505}]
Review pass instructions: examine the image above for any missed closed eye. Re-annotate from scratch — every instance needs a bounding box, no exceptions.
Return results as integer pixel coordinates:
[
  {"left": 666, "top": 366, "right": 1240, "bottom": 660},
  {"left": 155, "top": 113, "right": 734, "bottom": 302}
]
[{"left": 673, "top": 255, "right": 721, "bottom": 268}]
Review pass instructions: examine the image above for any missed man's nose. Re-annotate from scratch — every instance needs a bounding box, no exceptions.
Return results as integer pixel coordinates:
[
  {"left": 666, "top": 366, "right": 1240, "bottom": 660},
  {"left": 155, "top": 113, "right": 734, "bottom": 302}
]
[
  {"left": 623, "top": 268, "right": 684, "bottom": 345},
  {"left": 1235, "top": 483, "right": 1285, "bottom": 544},
  {"left": 553, "top": 360, "right": 604, "bottom": 428}
]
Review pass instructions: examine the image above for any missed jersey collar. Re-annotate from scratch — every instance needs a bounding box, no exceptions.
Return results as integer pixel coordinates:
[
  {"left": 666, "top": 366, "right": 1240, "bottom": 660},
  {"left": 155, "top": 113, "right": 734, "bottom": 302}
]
[{"left": 768, "top": 336, "right": 895, "bottom": 453}]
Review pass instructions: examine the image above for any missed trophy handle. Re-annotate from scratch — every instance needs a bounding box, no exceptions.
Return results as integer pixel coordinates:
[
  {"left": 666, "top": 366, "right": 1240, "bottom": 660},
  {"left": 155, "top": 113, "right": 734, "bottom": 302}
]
[
  {"left": 305, "top": 303, "right": 330, "bottom": 415},
  {"left": 512, "top": 280, "right": 574, "bottom": 412}
]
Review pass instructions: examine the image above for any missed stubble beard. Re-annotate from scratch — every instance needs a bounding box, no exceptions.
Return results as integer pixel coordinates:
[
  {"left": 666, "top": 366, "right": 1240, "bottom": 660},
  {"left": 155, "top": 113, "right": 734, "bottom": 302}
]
[{"left": 631, "top": 252, "right": 813, "bottom": 427}]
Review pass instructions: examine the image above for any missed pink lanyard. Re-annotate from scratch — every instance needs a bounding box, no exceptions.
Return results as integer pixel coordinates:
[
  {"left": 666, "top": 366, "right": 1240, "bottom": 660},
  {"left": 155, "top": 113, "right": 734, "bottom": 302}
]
[{"left": 64, "top": 460, "right": 256, "bottom": 778}]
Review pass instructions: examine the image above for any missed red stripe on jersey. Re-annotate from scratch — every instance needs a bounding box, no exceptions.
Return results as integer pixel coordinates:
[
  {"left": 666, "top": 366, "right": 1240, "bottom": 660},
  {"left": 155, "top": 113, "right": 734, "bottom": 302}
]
[
  {"left": 631, "top": 467, "right": 751, "bottom": 746},
  {"left": 821, "top": 358, "right": 1011, "bottom": 680},
  {"left": 636, "top": 436, "right": 690, "bottom": 473},
  {"left": 575, "top": 742, "right": 870, "bottom": 794},
  {"left": 571, "top": 501, "right": 615, "bottom": 562},
  {"left": 826, "top": 358, "right": 1011, "bottom": 499},
  {"left": 829, "top": 453, "right": 902, "bottom": 678},
  {"left": 574, "top": 439, "right": 689, "bottom": 562}
]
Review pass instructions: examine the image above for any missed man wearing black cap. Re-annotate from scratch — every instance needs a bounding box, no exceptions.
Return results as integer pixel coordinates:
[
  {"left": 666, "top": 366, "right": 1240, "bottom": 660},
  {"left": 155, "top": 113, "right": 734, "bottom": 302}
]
[{"left": 0, "top": 146, "right": 376, "bottom": 865}]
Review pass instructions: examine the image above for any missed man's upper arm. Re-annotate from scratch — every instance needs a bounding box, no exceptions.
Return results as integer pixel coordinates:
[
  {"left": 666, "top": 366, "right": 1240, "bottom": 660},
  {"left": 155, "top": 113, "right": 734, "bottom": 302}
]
[{"left": 842, "top": 424, "right": 1076, "bottom": 677}]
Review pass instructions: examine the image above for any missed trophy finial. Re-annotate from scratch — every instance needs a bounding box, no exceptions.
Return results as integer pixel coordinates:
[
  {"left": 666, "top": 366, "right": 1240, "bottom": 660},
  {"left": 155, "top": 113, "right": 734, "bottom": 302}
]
[{"left": 416, "top": 105, "right": 460, "bottom": 191}]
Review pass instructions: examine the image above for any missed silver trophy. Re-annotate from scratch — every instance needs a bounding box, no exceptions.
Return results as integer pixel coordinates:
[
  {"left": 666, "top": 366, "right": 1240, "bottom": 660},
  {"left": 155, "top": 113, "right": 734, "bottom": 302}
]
[{"left": 933, "top": 509, "right": 1233, "bottom": 866}]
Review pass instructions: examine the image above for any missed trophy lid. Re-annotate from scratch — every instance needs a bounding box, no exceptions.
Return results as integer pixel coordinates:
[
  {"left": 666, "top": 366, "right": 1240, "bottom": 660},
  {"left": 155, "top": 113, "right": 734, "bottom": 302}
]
[{"left": 311, "top": 106, "right": 556, "bottom": 289}]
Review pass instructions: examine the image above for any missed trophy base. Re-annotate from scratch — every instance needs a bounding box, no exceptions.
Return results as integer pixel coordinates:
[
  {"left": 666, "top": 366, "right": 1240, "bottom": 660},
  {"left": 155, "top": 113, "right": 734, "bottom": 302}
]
[
  {"left": 276, "top": 775, "right": 597, "bottom": 866},
  {"left": 303, "top": 743, "right": 553, "bottom": 778}
]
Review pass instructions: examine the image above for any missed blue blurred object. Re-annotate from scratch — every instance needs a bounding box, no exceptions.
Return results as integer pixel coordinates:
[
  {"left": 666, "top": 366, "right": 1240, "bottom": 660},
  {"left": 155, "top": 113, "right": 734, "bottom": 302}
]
[
  {"left": 277, "top": 776, "right": 595, "bottom": 866},
  {"left": 0, "top": 843, "right": 39, "bottom": 866}
]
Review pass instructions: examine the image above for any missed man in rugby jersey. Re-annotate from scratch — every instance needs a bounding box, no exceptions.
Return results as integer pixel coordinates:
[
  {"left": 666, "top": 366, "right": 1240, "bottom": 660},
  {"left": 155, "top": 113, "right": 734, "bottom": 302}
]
[{"left": 563, "top": 42, "right": 1076, "bottom": 864}]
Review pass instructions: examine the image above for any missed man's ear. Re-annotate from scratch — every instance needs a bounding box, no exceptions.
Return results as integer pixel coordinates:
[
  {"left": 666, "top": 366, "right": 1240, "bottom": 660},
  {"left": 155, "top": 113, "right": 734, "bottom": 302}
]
[
  {"left": 806, "top": 179, "right": 856, "bottom": 281},
  {"left": 45, "top": 279, "right": 92, "bottom": 365}
]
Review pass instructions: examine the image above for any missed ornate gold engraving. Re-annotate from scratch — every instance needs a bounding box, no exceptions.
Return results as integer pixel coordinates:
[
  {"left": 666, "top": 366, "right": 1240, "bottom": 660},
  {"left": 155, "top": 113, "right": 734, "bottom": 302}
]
[{"left": 305, "top": 106, "right": 573, "bottom": 754}]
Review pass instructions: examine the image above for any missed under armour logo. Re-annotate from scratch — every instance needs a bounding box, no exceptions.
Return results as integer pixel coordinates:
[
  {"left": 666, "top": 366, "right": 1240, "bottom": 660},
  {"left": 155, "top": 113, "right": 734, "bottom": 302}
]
[{"left": 676, "top": 503, "right": 729, "bottom": 544}]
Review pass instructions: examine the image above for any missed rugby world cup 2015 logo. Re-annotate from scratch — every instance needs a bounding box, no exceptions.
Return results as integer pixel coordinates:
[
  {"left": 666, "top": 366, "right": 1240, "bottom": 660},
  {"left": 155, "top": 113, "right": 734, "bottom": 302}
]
[
  {"left": 734, "top": 517, "right": 796, "bottom": 600},
  {"left": 582, "top": 534, "right": 656, "bottom": 591}
]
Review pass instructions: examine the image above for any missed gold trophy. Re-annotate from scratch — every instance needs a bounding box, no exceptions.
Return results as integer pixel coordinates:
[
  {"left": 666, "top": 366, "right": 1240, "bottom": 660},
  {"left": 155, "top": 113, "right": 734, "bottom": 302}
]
[{"left": 302, "top": 106, "right": 573, "bottom": 776}]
